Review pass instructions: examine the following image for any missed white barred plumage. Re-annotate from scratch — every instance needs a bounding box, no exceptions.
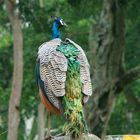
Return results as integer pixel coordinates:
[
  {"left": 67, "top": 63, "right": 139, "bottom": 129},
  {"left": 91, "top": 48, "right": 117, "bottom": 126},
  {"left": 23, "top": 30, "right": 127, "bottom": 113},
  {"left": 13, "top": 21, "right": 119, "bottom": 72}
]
[{"left": 37, "top": 38, "right": 92, "bottom": 110}]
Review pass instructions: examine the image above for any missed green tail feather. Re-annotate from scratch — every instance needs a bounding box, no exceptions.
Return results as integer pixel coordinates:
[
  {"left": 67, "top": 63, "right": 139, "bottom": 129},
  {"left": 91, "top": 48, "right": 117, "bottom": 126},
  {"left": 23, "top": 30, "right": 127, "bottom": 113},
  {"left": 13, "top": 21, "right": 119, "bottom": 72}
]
[{"left": 56, "top": 42, "right": 88, "bottom": 138}]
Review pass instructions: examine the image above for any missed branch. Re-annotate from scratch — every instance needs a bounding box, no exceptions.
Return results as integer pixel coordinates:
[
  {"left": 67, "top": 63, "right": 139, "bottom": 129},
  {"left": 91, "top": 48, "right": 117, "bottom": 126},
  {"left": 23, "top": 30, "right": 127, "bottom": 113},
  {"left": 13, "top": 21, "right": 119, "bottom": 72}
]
[
  {"left": 116, "top": 66, "right": 140, "bottom": 93},
  {"left": 6, "top": 0, "right": 18, "bottom": 23},
  {"left": 124, "top": 88, "right": 140, "bottom": 114},
  {"left": 6, "top": 0, "right": 15, "bottom": 21}
]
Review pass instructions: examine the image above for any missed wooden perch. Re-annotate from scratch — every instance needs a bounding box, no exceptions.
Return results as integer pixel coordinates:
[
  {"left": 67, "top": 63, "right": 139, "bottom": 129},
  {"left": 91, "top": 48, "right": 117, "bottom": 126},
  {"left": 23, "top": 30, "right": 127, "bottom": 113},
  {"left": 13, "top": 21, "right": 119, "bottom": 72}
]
[{"left": 45, "top": 134, "right": 100, "bottom": 140}]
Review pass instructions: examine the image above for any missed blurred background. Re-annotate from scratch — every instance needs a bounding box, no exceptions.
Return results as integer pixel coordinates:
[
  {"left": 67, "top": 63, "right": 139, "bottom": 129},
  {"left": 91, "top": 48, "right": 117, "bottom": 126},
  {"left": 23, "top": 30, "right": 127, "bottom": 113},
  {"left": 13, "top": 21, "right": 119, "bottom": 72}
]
[{"left": 0, "top": 0, "right": 140, "bottom": 140}]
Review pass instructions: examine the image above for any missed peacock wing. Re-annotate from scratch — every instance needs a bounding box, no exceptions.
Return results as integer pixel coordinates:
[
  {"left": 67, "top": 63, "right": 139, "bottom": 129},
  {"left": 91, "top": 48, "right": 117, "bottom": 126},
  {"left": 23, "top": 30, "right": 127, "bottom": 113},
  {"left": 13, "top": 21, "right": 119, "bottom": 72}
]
[
  {"left": 37, "top": 39, "right": 67, "bottom": 109},
  {"left": 65, "top": 38, "right": 92, "bottom": 104}
]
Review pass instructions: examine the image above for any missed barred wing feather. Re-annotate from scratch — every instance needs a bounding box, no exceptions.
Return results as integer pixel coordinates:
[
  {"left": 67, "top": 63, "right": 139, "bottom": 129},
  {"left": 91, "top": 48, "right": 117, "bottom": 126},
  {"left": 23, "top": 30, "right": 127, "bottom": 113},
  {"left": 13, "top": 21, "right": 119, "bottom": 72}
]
[
  {"left": 37, "top": 38, "right": 92, "bottom": 109},
  {"left": 38, "top": 39, "right": 67, "bottom": 109},
  {"left": 65, "top": 38, "right": 92, "bottom": 103}
]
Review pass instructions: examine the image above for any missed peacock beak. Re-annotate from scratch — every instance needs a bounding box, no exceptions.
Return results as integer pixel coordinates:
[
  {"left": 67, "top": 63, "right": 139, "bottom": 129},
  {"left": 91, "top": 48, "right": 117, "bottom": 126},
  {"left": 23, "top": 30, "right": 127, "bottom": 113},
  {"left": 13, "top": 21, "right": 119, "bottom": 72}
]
[{"left": 60, "top": 19, "right": 68, "bottom": 27}]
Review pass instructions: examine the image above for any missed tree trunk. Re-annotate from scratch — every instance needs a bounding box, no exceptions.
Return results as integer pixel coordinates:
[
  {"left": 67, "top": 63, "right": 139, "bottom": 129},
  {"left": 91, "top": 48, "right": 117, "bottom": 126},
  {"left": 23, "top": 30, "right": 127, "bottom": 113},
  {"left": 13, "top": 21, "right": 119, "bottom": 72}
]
[
  {"left": 86, "top": 0, "right": 125, "bottom": 138},
  {"left": 6, "top": 1, "right": 23, "bottom": 140},
  {"left": 38, "top": 102, "right": 46, "bottom": 140}
]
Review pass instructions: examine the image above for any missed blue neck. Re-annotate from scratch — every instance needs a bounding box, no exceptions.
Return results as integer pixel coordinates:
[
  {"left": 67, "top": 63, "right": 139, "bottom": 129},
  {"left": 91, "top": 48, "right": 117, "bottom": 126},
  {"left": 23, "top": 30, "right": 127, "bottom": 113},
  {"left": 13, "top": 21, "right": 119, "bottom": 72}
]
[{"left": 52, "top": 21, "right": 61, "bottom": 39}]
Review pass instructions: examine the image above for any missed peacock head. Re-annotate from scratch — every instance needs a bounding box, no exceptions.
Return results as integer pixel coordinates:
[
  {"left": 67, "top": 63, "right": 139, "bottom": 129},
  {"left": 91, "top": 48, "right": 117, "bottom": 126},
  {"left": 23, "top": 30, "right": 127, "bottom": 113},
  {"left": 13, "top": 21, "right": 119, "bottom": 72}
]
[{"left": 52, "top": 16, "right": 67, "bottom": 39}]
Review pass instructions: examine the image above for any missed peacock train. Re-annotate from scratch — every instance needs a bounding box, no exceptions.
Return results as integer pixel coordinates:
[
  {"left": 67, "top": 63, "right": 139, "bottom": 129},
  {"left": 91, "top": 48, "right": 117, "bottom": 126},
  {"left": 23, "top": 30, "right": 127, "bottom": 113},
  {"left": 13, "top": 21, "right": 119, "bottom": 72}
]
[{"left": 35, "top": 17, "right": 92, "bottom": 138}]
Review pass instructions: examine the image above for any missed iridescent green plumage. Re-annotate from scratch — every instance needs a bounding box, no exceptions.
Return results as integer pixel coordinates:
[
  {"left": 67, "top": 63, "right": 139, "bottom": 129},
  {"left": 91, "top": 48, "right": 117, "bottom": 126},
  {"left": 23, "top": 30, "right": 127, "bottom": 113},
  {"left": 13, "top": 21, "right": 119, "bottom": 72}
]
[{"left": 56, "top": 42, "right": 88, "bottom": 137}]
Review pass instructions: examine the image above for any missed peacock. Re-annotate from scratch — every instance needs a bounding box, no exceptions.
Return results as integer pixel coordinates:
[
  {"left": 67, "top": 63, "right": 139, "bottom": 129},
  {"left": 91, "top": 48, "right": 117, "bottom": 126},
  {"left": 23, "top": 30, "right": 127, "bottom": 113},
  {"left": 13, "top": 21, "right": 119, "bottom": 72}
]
[{"left": 35, "top": 17, "right": 92, "bottom": 138}]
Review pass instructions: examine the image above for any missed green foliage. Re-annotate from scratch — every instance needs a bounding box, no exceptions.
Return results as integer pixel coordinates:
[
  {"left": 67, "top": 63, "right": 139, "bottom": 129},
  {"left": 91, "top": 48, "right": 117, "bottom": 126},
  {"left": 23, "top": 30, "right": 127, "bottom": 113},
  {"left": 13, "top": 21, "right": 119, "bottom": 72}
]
[
  {"left": 108, "top": 90, "right": 140, "bottom": 134},
  {"left": 0, "top": 25, "right": 13, "bottom": 139},
  {"left": 125, "top": 0, "right": 140, "bottom": 69}
]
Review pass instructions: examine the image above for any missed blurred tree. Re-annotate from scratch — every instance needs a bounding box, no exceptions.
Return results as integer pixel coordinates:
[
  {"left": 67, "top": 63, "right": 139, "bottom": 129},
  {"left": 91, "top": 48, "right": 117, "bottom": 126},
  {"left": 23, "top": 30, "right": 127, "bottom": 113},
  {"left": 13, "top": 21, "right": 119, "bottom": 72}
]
[
  {"left": 86, "top": 0, "right": 140, "bottom": 138},
  {"left": 6, "top": 0, "right": 23, "bottom": 140},
  {"left": 107, "top": 0, "right": 140, "bottom": 135},
  {"left": 38, "top": 103, "right": 46, "bottom": 140}
]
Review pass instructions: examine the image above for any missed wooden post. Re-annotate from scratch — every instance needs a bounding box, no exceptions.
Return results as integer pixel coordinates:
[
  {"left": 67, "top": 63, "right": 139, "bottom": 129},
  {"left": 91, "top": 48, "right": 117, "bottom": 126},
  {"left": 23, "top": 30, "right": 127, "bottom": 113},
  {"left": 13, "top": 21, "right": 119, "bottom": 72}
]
[{"left": 46, "top": 134, "right": 100, "bottom": 140}]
